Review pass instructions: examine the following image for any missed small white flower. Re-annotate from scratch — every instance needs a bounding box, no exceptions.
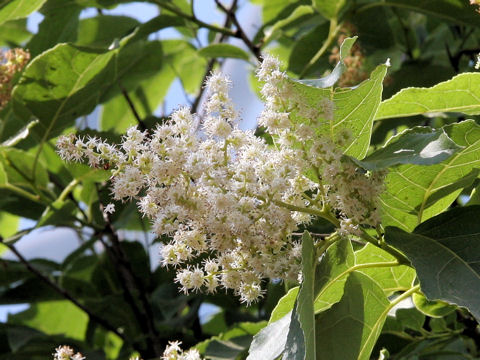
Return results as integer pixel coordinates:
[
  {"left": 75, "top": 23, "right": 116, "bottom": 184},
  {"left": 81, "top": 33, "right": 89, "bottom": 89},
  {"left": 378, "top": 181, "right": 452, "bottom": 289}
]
[{"left": 103, "top": 203, "right": 115, "bottom": 216}]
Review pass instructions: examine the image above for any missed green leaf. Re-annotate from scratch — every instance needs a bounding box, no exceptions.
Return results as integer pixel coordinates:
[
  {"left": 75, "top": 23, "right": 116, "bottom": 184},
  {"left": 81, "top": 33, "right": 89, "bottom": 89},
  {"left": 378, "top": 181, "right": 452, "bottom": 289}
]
[
  {"left": 0, "top": 212, "right": 19, "bottom": 239},
  {"left": 77, "top": 15, "right": 139, "bottom": 48},
  {"left": 9, "top": 300, "right": 88, "bottom": 340},
  {"left": 298, "top": 36, "right": 358, "bottom": 89},
  {"left": 312, "top": 0, "right": 347, "bottom": 19},
  {"left": 351, "top": 126, "right": 462, "bottom": 171},
  {"left": 355, "top": 243, "right": 415, "bottom": 295},
  {"left": 123, "top": 14, "right": 185, "bottom": 45},
  {"left": 395, "top": 308, "right": 425, "bottom": 332},
  {"left": 315, "top": 272, "right": 389, "bottom": 360},
  {"left": 385, "top": 206, "right": 480, "bottom": 320},
  {"left": 0, "top": 148, "right": 49, "bottom": 190},
  {"left": 264, "top": 5, "right": 315, "bottom": 44},
  {"left": 0, "top": 0, "right": 47, "bottom": 25},
  {"left": 247, "top": 313, "right": 291, "bottom": 360},
  {"left": 0, "top": 19, "right": 31, "bottom": 46},
  {"left": 369, "top": 0, "right": 480, "bottom": 28},
  {"left": 26, "top": 0, "right": 81, "bottom": 57},
  {"left": 13, "top": 44, "right": 116, "bottom": 140},
  {"left": 380, "top": 120, "right": 480, "bottom": 230},
  {"left": 199, "top": 322, "right": 266, "bottom": 360},
  {"left": 100, "top": 45, "right": 175, "bottom": 132},
  {"left": 289, "top": 61, "right": 388, "bottom": 158},
  {"left": 0, "top": 161, "right": 7, "bottom": 185},
  {"left": 198, "top": 44, "right": 250, "bottom": 61},
  {"left": 1, "top": 120, "right": 38, "bottom": 147},
  {"left": 269, "top": 287, "right": 299, "bottom": 324},
  {"left": 37, "top": 199, "right": 77, "bottom": 227},
  {"left": 284, "top": 232, "right": 316, "bottom": 360},
  {"left": 412, "top": 293, "right": 456, "bottom": 318},
  {"left": 375, "top": 73, "right": 480, "bottom": 121},
  {"left": 314, "top": 238, "right": 355, "bottom": 313}
]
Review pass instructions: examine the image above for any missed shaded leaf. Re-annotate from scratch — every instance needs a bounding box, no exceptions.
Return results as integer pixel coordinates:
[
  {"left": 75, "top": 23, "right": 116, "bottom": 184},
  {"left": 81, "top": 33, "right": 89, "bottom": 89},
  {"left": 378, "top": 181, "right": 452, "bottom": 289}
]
[
  {"left": 77, "top": 15, "right": 140, "bottom": 48},
  {"left": 312, "top": 0, "right": 347, "bottom": 19},
  {"left": 385, "top": 207, "right": 480, "bottom": 320},
  {"left": 27, "top": 0, "right": 81, "bottom": 57},
  {"left": 314, "top": 238, "right": 355, "bottom": 313},
  {"left": 198, "top": 44, "right": 250, "bottom": 61},
  {"left": 351, "top": 126, "right": 462, "bottom": 171},
  {"left": 100, "top": 43, "right": 175, "bottom": 132},
  {"left": 1, "top": 120, "right": 38, "bottom": 147},
  {"left": 355, "top": 243, "right": 415, "bottom": 295},
  {"left": 124, "top": 14, "right": 185, "bottom": 45},
  {"left": 264, "top": 5, "right": 315, "bottom": 43},
  {"left": 315, "top": 272, "right": 389, "bottom": 360},
  {"left": 371, "top": 0, "right": 480, "bottom": 28}
]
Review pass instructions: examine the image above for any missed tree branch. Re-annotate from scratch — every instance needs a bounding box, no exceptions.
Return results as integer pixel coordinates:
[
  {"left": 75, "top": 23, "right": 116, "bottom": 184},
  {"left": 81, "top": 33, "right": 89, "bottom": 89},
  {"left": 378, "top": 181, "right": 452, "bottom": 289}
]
[
  {"left": 191, "top": 0, "right": 238, "bottom": 115},
  {"left": 152, "top": 0, "right": 237, "bottom": 37},
  {"left": 97, "top": 188, "right": 163, "bottom": 357},
  {"left": 214, "top": 0, "right": 262, "bottom": 62},
  {"left": 2, "top": 240, "right": 133, "bottom": 350}
]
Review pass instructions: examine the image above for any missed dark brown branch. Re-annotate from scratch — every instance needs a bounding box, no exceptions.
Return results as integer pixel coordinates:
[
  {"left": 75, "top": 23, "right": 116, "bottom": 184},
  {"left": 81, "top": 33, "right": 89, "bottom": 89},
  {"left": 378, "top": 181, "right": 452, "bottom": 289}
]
[
  {"left": 3, "top": 240, "right": 132, "bottom": 349},
  {"left": 191, "top": 0, "right": 238, "bottom": 114},
  {"left": 97, "top": 189, "right": 163, "bottom": 357},
  {"left": 214, "top": 0, "right": 262, "bottom": 62}
]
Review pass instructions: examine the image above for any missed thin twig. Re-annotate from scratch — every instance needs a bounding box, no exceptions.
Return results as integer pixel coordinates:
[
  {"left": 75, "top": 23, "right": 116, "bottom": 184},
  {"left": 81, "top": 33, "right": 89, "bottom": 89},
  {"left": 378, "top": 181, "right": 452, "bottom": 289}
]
[
  {"left": 214, "top": 0, "right": 262, "bottom": 62},
  {"left": 3, "top": 240, "right": 132, "bottom": 348},
  {"left": 97, "top": 187, "right": 163, "bottom": 357},
  {"left": 118, "top": 82, "right": 147, "bottom": 131},
  {"left": 191, "top": 0, "right": 238, "bottom": 114},
  {"left": 153, "top": 0, "right": 237, "bottom": 37}
]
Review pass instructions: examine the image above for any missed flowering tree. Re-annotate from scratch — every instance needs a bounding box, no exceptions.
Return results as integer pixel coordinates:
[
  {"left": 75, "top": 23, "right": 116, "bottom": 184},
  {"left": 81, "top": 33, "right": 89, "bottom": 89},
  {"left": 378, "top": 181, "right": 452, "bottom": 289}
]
[{"left": 1, "top": 1, "right": 480, "bottom": 359}]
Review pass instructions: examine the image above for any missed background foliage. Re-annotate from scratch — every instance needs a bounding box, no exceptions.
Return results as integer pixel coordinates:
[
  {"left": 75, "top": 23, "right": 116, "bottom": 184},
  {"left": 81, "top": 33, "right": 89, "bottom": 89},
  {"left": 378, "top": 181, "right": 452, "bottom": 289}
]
[{"left": 1, "top": 0, "right": 480, "bottom": 359}]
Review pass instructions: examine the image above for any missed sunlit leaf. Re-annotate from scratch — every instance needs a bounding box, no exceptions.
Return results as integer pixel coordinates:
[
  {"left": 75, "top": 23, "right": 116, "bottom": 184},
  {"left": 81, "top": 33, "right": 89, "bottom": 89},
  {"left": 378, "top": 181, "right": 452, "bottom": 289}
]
[
  {"left": 375, "top": 73, "right": 480, "bottom": 120},
  {"left": 380, "top": 120, "right": 480, "bottom": 230}
]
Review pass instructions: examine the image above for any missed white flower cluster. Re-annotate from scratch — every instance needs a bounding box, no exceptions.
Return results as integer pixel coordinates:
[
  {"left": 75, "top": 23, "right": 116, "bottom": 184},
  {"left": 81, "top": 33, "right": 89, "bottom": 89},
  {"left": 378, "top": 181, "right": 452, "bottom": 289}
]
[
  {"left": 53, "top": 346, "right": 85, "bottom": 360},
  {"left": 57, "top": 56, "right": 384, "bottom": 303},
  {"left": 53, "top": 346, "right": 143, "bottom": 360},
  {"left": 162, "top": 341, "right": 202, "bottom": 360}
]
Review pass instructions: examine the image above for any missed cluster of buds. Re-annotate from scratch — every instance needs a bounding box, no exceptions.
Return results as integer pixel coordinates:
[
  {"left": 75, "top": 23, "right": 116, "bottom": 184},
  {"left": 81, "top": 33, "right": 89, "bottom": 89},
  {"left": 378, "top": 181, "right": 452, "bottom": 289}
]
[
  {"left": 162, "top": 341, "right": 202, "bottom": 360},
  {"left": 0, "top": 48, "right": 30, "bottom": 110},
  {"left": 53, "top": 346, "right": 143, "bottom": 360},
  {"left": 53, "top": 346, "right": 85, "bottom": 360},
  {"left": 57, "top": 56, "right": 385, "bottom": 303}
]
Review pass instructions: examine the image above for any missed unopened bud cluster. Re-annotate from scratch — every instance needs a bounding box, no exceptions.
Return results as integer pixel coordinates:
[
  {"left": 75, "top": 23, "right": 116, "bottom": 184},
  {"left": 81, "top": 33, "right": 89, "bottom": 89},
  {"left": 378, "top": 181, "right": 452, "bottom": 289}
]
[
  {"left": 0, "top": 48, "right": 30, "bottom": 110},
  {"left": 57, "top": 56, "right": 384, "bottom": 303}
]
